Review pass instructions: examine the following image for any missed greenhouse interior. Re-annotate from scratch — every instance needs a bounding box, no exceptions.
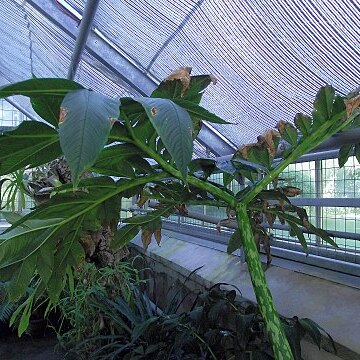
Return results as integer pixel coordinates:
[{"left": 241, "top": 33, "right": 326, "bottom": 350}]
[{"left": 0, "top": 0, "right": 359, "bottom": 359}]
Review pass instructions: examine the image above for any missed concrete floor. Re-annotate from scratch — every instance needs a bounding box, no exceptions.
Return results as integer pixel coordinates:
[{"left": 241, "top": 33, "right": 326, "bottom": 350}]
[{"left": 0, "top": 336, "right": 63, "bottom": 360}]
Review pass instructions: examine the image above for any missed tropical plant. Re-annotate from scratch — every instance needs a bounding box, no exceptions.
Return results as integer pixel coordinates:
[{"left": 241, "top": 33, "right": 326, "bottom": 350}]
[
  {"left": 66, "top": 283, "right": 335, "bottom": 360},
  {"left": 0, "top": 69, "right": 359, "bottom": 359},
  {"left": 57, "top": 257, "right": 146, "bottom": 353},
  {"left": 0, "top": 168, "right": 28, "bottom": 211}
]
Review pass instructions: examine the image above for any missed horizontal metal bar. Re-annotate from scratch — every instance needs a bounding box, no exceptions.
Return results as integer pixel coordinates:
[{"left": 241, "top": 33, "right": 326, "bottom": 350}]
[
  {"left": 126, "top": 204, "right": 360, "bottom": 241},
  {"left": 216, "top": 127, "right": 360, "bottom": 164},
  {"left": 289, "top": 197, "right": 360, "bottom": 208}
]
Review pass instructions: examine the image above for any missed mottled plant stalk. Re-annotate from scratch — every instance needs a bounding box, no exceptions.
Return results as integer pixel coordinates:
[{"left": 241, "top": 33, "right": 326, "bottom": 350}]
[
  {"left": 236, "top": 203, "right": 293, "bottom": 360},
  {"left": 127, "top": 108, "right": 358, "bottom": 360}
]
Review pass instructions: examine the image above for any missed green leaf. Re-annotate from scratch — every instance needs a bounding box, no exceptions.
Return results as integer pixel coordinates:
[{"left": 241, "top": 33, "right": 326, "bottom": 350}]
[
  {"left": 294, "top": 113, "right": 311, "bottom": 137},
  {"left": 112, "top": 224, "right": 141, "bottom": 250},
  {"left": 134, "top": 97, "right": 193, "bottom": 180},
  {"left": 288, "top": 223, "right": 308, "bottom": 253},
  {"left": 151, "top": 75, "right": 214, "bottom": 104},
  {"left": 227, "top": 228, "right": 242, "bottom": 254},
  {"left": 308, "top": 225, "right": 338, "bottom": 248},
  {"left": 47, "top": 221, "right": 84, "bottom": 304},
  {"left": 223, "top": 173, "right": 235, "bottom": 187},
  {"left": 124, "top": 206, "right": 174, "bottom": 225},
  {"left": 173, "top": 99, "right": 228, "bottom": 124},
  {"left": 298, "top": 318, "right": 322, "bottom": 349},
  {"left": 91, "top": 144, "right": 151, "bottom": 178},
  {"left": 0, "top": 121, "right": 61, "bottom": 175},
  {"left": 299, "top": 318, "right": 336, "bottom": 353},
  {"left": 355, "top": 143, "right": 360, "bottom": 165},
  {"left": 282, "top": 322, "right": 302, "bottom": 360},
  {"left": 281, "top": 123, "right": 298, "bottom": 146},
  {"left": 247, "top": 146, "right": 273, "bottom": 169},
  {"left": 58, "top": 89, "right": 120, "bottom": 186},
  {"left": 0, "top": 78, "right": 84, "bottom": 127},
  {"left": 235, "top": 313, "right": 254, "bottom": 350},
  {"left": 188, "top": 158, "right": 216, "bottom": 177},
  {"left": 256, "top": 190, "right": 291, "bottom": 204},
  {"left": 338, "top": 143, "right": 353, "bottom": 168},
  {"left": 312, "top": 85, "right": 335, "bottom": 129},
  {"left": 7, "top": 253, "right": 37, "bottom": 302},
  {"left": 108, "top": 121, "right": 132, "bottom": 142},
  {"left": 37, "top": 237, "right": 56, "bottom": 284}
]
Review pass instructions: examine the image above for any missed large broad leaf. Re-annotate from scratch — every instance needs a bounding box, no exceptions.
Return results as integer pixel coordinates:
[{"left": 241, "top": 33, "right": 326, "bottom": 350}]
[
  {"left": 151, "top": 75, "right": 214, "bottom": 104},
  {"left": 0, "top": 78, "right": 84, "bottom": 127},
  {"left": 91, "top": 144, "right": 152, "bottom": 178},
  {"left": 0, "top": 121, "right": 61, "bottom": 175},
  {"left": 134, "top": 97, "right": 193, "bottom": 180},
  {"left": 173, "top": 99, "right": 228, "bottom": 124},
  {"left": 112, "top": 224, "right": 141, "bottom": 250},
  {"left": 58, "top": 89, "right": 120, "bottom": 186}
]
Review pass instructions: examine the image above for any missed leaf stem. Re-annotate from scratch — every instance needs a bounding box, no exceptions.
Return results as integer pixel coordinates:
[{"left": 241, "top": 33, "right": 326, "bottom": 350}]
[{"left": 241, "top": 110, "right": 349, "bottom": 204}]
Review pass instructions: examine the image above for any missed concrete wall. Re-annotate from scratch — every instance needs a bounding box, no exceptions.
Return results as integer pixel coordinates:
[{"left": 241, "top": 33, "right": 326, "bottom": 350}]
[{"left": 131, "top": 230, "right": 360, "bottom": 360}]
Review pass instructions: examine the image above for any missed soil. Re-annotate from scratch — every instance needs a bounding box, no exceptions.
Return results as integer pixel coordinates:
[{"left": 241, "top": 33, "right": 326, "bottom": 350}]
[{"left": 0, "top": 335, "right": 64, "bottom": 360}]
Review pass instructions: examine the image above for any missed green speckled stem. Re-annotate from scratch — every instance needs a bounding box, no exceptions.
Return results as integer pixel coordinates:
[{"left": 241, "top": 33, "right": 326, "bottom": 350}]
[
  {"left": 236, "top": 203, "right": 293, "bottom": 360},
  {"left": 127, "top": 108, "right": 358, "bottom": 360}
]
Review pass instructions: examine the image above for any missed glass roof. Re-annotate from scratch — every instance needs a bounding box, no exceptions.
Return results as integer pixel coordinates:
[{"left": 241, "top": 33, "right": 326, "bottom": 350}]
[{"left": 1, "top": 0, "right": 359, "bottom": 156}]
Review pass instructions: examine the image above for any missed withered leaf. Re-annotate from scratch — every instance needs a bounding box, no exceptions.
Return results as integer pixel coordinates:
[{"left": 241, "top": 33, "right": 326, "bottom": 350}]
[
  {"left": 237, "top": 143, "right": 257, "bottom": 160},
  {"left": 344, "top": 94, "right": 360, "bottom": 118},
  {"left": 175, "top": 203, "right": 188, "bottom": 216},
  {"left": 279, "top": 186, "right": 302, "bottom": 197},
  {"left": 165, "top": 66, "right": 192, "bottom": 97},
  {"left": 154, "top": 227, "right": 162, "bottom": 245},
  {"left": 209, "top": 74, "right": 218, "bottom": 85},
  {"left": 59, "top": 107, "right": 67, "bottom": 125},
  {"left": 265, "top": 212, "right": 276, "bottom": 228},
  {"left": 79, "top": 233, "right": 96, "bottom": 258},
  {"left": 257, "top": 129, "right": 281, "bottom": 158},
  {"left": 278, "top": 215, "right": 285, "bottom": 225},
  {"left": 137, "top": 190, "right": 149, "bottom": 207},
  {"left": 262, "top": 233, "right": 272, "bottom": 266},
  {"left": 141, "top": 230, "right": 152, "bottom": 251}
]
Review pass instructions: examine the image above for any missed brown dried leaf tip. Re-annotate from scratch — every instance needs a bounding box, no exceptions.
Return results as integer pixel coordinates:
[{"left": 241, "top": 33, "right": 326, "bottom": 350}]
[
  {"left": 257, "top": 129, "right": 281, "bottom": 158},
  {"left": 59, "top": 107, "right": 67, "bottom": 125},
  {"left": 209, "top": 74, "right": 218, "bottom": 85},
  {"left": 141, "top": 230, "right": 152, "bottom": 251},
  {"left": 275, "top": 120, "right": 291, "bottom": 135},
  {"left": 237, "top": 142, "right": 257, "bottom": 160},
  {"left": 109, "top": 117, "right": 117, "bottom": 126},
  {"left": 165, "top": 66, "right": 192, "bottom": 97},
  {"left": 279, "top": 186, "right": 302, "bottom": 197},
  {"left": 236, "top": 129, "right": 280, "bottom": 160},
  {"left": 344, "top": 94, "right": 360, "bottom": 118},
  {"left": 154, "top": 227, "right": 162, "bottom": 245}
]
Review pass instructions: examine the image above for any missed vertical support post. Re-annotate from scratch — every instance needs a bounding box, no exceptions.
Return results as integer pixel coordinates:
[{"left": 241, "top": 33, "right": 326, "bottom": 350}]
[{"left": 315, "top": 160, "right": 322, "bottom": 245}]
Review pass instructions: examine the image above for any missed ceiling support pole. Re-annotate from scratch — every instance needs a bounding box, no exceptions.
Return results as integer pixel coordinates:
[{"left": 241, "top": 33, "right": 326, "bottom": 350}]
[{"left": 67, "top": 0, "right": 100, "bottom": 80}]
